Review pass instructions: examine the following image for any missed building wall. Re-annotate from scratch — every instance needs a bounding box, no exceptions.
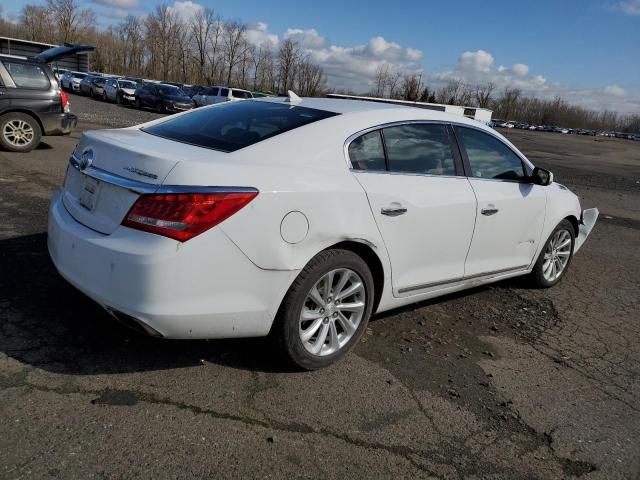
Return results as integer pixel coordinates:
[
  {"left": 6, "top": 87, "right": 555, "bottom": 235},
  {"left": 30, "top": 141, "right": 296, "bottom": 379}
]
[{"left": 0, "top": 37, "right": 90, "bottom": 72}]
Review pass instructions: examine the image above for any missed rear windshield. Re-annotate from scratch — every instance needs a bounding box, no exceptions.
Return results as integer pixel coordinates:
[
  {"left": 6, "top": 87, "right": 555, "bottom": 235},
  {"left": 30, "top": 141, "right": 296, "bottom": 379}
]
[
  {"left": 142, "top": 100, "right": 338, "bottom": 152},
  {"left": 158, "top": 85, "right": 184, "bottom": 96}
]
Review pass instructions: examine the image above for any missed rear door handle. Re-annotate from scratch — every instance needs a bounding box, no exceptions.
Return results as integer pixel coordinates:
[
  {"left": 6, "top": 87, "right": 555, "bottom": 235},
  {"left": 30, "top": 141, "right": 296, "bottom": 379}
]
[
  {"left": 381, "top": 204, "right": 407, "bottom": 217},
  {"left": 481, "top": 206, "right": 499, "bottom": 216}
]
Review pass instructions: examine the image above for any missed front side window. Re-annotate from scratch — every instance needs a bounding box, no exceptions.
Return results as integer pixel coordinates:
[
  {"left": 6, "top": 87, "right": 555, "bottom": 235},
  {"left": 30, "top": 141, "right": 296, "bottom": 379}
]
[
  {"left": 220, "top": 88, "right": 229, "bottom": 97},
  {"left": 454, "top": 126, "right": 525, "bottom": 180},
  {"left": 2, "top": 61, "right": 50, "bottom": 89},
  {"left": 349, "top": 131, "right": 386, "bottom": 171},
  {"left": 383, "top": 124, "right": 456, "bottom": 175}
]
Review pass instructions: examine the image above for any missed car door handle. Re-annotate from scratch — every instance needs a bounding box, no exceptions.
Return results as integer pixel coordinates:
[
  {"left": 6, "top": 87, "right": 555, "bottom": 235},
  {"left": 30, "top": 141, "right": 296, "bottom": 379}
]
[
  {"left": 381, "top": 204, "right": 408, "bottom": 217},
  {"left": 481, "top": 206, "right": 499, "bottom": 216}
]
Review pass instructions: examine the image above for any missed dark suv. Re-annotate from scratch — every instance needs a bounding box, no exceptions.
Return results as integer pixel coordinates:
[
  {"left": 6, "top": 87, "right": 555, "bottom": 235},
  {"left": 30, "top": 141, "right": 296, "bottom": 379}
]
[{"left": 0, "top": 43, "right": 94, "bottom": 152}]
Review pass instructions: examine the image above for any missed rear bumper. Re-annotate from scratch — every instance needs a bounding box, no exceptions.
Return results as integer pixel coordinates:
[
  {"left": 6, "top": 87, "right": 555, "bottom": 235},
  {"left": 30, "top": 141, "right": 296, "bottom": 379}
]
[
  {"left": 47, "top": 191, "right": 297, "bottom": 339},
  {"left": 574, "top": 208, "right": 599, "bottom": 253},
  {"left": 40, "top": 112, "right": 77, "bottom": 136}
]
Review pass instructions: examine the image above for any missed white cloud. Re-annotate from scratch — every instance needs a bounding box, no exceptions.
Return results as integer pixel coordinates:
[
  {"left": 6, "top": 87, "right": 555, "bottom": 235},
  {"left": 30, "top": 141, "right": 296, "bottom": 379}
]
[
  {"left": 459, "top": 50, "right": 494, "bottom": 73},
  {"left": 284, "top": 28, "right": 327, "bottom": 49},
  {"left": 604, "top": 84, "right": 626, "bottom": 96},
  {"left": 91, "top": 0, "right": 138, "bottom": 8},
  {"left": 512, "top": 63, "right": 529, "bottom": 77},
  {"left": 616, "top": 0, "right": 640, "bottom": 15},
  {"left": 167, "top": 1, "right": 203, "bottom": 22},
  {"left": 245, "top": 22, "right": 279, "bottom": 49},
  {"left": 498, "top": 65, "right": 508, "bottom": 73}
]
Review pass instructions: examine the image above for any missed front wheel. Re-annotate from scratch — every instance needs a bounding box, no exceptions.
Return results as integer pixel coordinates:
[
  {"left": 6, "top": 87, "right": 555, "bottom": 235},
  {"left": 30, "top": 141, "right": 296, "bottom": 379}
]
[
  {"left": 0, "top": 113, "right": 42, "bottom": 152},
  {"left": 135, "top": 98, "right": 142, "bottom": 109},
  {"left": 274, "top": 249, "right": 375, "bottom": 370},
  {"left": 530, "top": 219, "right": 575, "bottom": 288}
]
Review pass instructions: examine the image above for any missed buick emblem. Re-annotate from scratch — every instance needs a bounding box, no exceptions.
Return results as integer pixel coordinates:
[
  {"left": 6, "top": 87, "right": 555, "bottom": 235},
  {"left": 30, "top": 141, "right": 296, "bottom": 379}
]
[{"left": 79, "top": 149, "right": 93, "bottom": 171}]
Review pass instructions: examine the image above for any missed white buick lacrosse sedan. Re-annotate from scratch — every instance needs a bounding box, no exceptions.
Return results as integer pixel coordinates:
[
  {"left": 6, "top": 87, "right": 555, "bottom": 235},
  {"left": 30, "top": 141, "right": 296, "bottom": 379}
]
[{"left": 48, "top": 95, "right": 598, "bottom": 369}]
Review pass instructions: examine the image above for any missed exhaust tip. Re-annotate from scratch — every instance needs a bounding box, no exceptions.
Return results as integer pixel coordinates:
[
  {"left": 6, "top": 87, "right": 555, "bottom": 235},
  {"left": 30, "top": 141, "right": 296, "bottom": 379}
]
[{"left": 104, "top": 307, "right": 164, "bottom": 338}]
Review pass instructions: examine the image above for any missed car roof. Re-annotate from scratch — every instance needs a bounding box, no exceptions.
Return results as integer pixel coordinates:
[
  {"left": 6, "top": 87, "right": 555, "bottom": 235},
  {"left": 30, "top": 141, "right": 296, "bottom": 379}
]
[{"left": 255, "top": 96, "right": 485, "bottom": 126}]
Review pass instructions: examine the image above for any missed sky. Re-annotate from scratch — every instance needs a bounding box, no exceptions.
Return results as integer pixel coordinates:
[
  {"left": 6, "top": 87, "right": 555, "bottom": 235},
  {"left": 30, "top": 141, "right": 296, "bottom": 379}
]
[{"left": 3, "top": 0, "right": 640, "bottom": 113}]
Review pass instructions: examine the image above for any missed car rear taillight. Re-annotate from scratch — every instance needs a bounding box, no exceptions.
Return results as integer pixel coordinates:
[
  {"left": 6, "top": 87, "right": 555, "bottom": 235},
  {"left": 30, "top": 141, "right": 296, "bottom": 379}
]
[
  {"left": 122, "top": 191, "right": 258, "bottom": 242},
  {"left": 60, "top": 90, "right": 70, "bottom": 113}
]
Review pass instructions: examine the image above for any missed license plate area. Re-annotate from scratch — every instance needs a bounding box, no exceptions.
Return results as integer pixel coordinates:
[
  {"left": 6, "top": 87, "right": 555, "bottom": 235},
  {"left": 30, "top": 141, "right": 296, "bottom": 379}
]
[{"left": 79, "top": 176, "right": 101, "bottom": 211}]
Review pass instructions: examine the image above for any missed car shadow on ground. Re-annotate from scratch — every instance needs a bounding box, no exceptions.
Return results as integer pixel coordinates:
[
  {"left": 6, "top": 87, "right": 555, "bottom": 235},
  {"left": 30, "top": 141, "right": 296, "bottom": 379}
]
[
  {"left": 0, "top": 233, "right": 298, "bottom": 376},
  {"left": 1, "top": 232, "right": 534, "bottom": 379}
]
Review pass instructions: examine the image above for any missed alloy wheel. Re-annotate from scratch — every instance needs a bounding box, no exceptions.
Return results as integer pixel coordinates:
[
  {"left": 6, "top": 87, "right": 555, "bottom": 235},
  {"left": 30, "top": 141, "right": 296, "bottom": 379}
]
[
  {"left": 299, "top": 268, "right": 366, "bottom": 356},
  {"left": 3, "top": 120, "right": 35, "bottom": 147},
  {"left": 542, "top": 229, "right": 572, "bottom": 282}
]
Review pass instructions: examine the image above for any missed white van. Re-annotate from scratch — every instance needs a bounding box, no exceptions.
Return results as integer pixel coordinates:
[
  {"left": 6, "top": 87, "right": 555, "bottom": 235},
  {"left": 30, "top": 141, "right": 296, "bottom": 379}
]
[{"left": 193, "top": 86, "right": 253, "bottom": 107}]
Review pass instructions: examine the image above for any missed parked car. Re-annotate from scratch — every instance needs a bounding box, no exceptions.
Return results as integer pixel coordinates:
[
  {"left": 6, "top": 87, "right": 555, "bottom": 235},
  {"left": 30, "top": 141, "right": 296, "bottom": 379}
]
[
  {"left": 103, "top": 78, "right": 137, "bottom": 104},
  {"left": 134, "top": 83, "right": 194, "bottom": 112},
  {"left": 0, "top": 44, "right": 94, "bottom": 152},
  {"left": 79, "top": 75, "right": 106, "bottom": 98},
  {"left": 192, "top": 85, "right": 253, "bottom": 106},
  {"left": 47, "top": 96, "right": 598, "bottom": 369},
  {"left": 61, "top": 71, "right": 88, "bottom": 92},
  {"left": 52, "top": 68, "right": 68, "bottom": 81},
  {"left": 181, "top": 84, "right": 203, "bottom": 98}
]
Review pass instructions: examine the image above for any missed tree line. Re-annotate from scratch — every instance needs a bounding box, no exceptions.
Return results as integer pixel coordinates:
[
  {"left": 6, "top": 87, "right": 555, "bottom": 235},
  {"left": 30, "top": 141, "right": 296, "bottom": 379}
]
[
  {"left": 365, "top": 67, "right": 639, "bottom": 133},
  {"left": 0, "top": 0, "right": 325, "bottom": 95}
]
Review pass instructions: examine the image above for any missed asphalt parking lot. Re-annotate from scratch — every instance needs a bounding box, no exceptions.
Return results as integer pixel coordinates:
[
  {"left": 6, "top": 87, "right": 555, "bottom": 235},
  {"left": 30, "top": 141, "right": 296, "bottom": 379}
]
[{"left": 1, "top": 94, "right": 639, "bottom": 479}]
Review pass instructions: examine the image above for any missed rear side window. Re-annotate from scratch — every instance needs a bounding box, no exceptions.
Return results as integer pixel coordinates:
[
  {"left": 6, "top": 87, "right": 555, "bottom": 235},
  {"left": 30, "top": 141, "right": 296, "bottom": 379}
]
[
  {"left": 2, "top": 61, "right": 50, "bottom": 89},
  {"left": 348, "top": 131, "right": 386, "bottom": 171},
  {"left": 383, "top": 124, "right": 455, "bottom": 175},
  {"left": 143, "top": 100, "right": 339, "bottom": 152},
  {"left": 220, "top": 88, "right": 229, "bottom": 97},
  {"left": 454, "top": 126, "right": 525, "bottom": 180},
  {"left": 232, "top": 89, "right": 252, "bottom": 99},
  {"left": 209, "top": 87, "right": 219, "bottom": 95}
]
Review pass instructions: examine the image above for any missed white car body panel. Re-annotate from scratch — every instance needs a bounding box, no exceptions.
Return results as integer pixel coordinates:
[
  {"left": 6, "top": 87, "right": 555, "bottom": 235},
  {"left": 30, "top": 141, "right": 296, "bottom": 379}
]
[
  {"left": 464, "top": 179, "right": 547, "bottom": 276},
  {"left": 353, "top": 172, "right": 477, "bottom": 295},
  {"left": 47, "top": 97, "right": 597, "bottom": 339}
]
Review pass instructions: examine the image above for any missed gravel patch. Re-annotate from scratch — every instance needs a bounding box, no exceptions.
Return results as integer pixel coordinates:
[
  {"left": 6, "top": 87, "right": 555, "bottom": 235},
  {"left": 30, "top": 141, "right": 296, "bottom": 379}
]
[{"left": 67, "top": 91, "right": 166, "bottom": 129}]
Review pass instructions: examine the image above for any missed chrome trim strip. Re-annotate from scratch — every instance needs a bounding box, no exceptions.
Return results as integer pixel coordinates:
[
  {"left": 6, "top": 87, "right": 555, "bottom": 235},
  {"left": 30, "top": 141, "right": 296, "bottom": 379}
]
[
  {"left": 397, "top": 265, "right": 530, "bottom": 294},
  {"left": 69, "top": 155, "right": 258, "bottom": 195}
]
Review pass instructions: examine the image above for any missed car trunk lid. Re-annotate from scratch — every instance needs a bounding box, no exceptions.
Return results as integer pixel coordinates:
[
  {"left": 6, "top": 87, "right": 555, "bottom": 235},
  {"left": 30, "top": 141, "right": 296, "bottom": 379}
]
[{"left": 61, "top": 128, "right": 213, "bottom": 235}]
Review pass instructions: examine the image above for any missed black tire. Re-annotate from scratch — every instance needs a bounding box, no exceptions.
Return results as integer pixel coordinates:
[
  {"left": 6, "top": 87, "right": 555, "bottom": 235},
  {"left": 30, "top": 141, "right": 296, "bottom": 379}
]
[
  {"left": 116, "top": 93, "right": 122, "bottom": 105},
  {"left": 273, "top": 249, "right": 375, "bottom": 370},
  {"left": 102, "top": 91, "right": 108, "bottom": 102},
  {"left": 135, "top": 98, "right": 142, "bottom": 109},
  {"left": 0, "top": 112, "right": 42, "bottom": 153},
  {"left": 530, "top": 219, "right": 575, "bottom": 288},
  {"left": 155, "top": 101, "right": 164, "bottom": 113}
]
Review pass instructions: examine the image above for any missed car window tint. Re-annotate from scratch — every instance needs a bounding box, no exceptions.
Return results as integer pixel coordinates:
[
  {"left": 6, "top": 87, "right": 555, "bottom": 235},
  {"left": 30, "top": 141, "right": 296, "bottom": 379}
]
[
  {"left": 209, "top": 87, "right": 219, "bottom": 95},
  {"left": 142, "top": 100, "right": 339, "bottom": 152},
  {"left": 220, "top": 88, "right": 229, "bottom": 96},
  {"left": 382, "top": 124, "right": 455, "bottom": 175},
  {"left": 2, "top": 61, "right": 50, "bottom": 89},
  {"left": 232, "top": 89, "right": 252, "bottom": 99},
  {"left": 349, "top": 131, "right": 386, "bottom": 171},
  {"left": 454, "top": 126, "right": 525, "bottom": 180}
]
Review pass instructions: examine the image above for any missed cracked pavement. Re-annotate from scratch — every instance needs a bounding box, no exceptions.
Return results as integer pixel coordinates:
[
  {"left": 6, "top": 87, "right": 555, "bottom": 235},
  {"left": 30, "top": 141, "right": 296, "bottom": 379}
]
[{"left": 1, "top": 99, "right": 639, "bottom": 479}]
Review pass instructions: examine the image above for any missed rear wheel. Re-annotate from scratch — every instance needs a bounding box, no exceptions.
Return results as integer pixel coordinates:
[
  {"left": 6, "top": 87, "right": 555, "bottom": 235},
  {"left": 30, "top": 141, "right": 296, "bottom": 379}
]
[
  {"left": 274, "top": 249, "right": 375, "bottom": 370},
  {"left": 0, "top": 113, "right": 42, "bottom": 153},
  {"left": 155, "top": 101, "right": 164, "bottom": 113},
  {"left": 531, "top": 219, "right": 575, "bottom": 288},
  {"left": 102, "top": 91, "right": 108, "bottom": 102}
]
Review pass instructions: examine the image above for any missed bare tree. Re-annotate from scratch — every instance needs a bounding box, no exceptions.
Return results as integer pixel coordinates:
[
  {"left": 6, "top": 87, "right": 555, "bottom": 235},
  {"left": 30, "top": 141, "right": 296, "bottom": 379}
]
[
  {"left": 21, "top": 5, "right": 51, "bottom": 42},
  {"left": 46, "top": 0, "right": 95, "bottom": 43},
  {"left": 373, "top": 64, "right": 389, "bottom": 97},
  {"left": 474, "top": 82, "right": 495, "bottom": 108},
  {"left": 190, "top": 8, "right": 215, "bottom": 83},
  {"left": 277, "top": 38, "right": 300, "bottom": 93},
  {"left": 223, "top": 20, "right": 246, "bottom": 85}
]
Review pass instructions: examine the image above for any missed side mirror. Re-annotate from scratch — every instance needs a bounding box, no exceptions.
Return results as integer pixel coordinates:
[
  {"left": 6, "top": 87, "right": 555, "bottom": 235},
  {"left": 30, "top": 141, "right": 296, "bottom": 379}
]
[{"left": 531, "top": 167, "right": 553, "bottom": 186}]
